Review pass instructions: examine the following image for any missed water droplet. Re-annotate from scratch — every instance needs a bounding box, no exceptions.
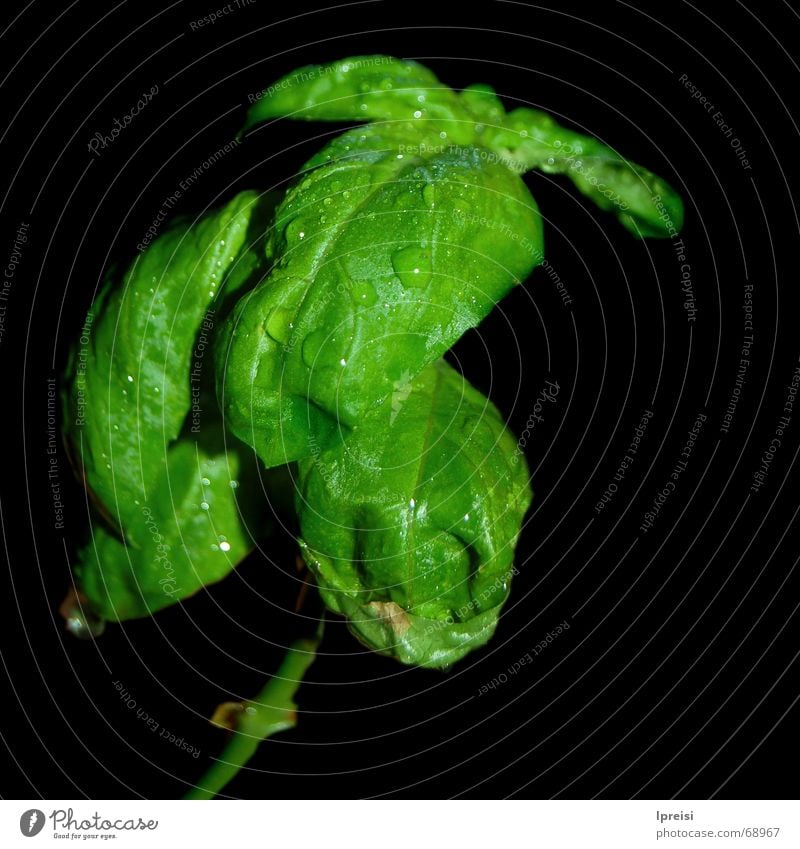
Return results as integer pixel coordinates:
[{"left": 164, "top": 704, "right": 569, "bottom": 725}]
[
  {"left": 283, "top": 218, "right": 307, "bottom": 244},
  {"left": 211, "top": 544, "right": 219, "bottom": 551},
  {"left": 339, "top": 358, "right": 347, "bottom": 367},
  {"left": 65, "top": 605, "right": 106, "bottom": 640},
  {"left": 200, "top": 501, "right": 210, "bottom": 511},
  {"left": 391, "top": 245, "right": 432, "bottom": 289},
  {"left": 323, "top": 196, "right": 332, "bottom": 206},
  {"left": 413, "top": 110, "right": 422, "bottom": 119},
  {"left": 201, "top": 477, "right": 210, "bottom": 486},
  {"left": 127, "top": 375, "right": 134, "bottom": 383},
  {"left": 422, "top": 183, "right": 436, "bottom": 208},
  {"left": 265, "top": 306, "right": 294, "bottom": 345},
  {"left": 351, "top": 281, "right": 377, "bottom": 307},
  {"left": 519, "top": 129, "right": 528, "bottom": 138},
  {"left": 229, "top": 480, "right": 239, "bottom": 489},
  {"left": 219, "top": 541, "right": 231, "bottom": 552},
  {"left": 554, "top": 139, "right": 562, "bottom": 147},
  {"left": 409, "top": 498, "right": 416, "bottom": 509},
  {"left": 396, "top": 153, "right": 404, "bottom": 159},
  {"left": 439, "top": 131, "right": 447, "bottom": 139},
  {"left": 359, "top": 103, "right": 368, "bottom": 111},
  {"left": 546, "top": 157, "right": 555, "bottom": 165},
  {"left": 463, "top": 513, "right": 470, "bottom": 522}
]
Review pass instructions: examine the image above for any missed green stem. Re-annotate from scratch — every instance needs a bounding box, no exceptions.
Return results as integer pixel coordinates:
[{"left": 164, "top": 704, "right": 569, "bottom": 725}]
[{"left": 185, "top": 632, "right": 320, "bottom": 800}]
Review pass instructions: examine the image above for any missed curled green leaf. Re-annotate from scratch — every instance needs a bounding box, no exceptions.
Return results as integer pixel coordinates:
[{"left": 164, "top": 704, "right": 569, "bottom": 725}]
[
  {"left": 485, "top": 107, "right": 684, "bottom": 237},
  {"left": 218, "top": 122, "right": 542, "bottom": 468},
  {"left": 295, "top": 360, "right": 532, "bottom": 668},
  {"left": 243, "top": 55, "right": 468, "bottom": 130},
  {"left": 63, "top": 192, "right": 276, "bottom": 620}
]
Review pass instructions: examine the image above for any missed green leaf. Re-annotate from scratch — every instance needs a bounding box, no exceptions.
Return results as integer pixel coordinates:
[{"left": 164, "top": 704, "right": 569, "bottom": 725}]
[
  {"left": 63, "top": 192, "right": 277, "bottom": 619},
  {"left": 243, "top": 55, "right": 469, "bottom": 132},
  {"left": 485, "top": 107, "right": 684, "bottom": 238},
  {"left": 295, "top": 360, "right": 532, "bottom": 668},
  {"left": 72, "top": 438, "right": 261, "bottom": 620},
  {"left": 244, "top": 56, "right": 683, "bottom": 240},
  {"left": 218, "top": 122, "right": 543, "bottom": 468}
]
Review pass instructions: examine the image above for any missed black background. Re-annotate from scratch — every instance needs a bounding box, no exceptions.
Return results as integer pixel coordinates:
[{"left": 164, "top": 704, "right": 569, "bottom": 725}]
[{"left": 1, "top": 0, "right": 799, "bottom": 799}]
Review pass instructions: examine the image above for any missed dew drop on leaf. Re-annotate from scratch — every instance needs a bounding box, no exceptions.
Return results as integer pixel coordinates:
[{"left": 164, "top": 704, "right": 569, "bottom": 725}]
[
  {"left": 283, "top": 218, "right": 307, "bottom": 244},
  {"left": 391, "top": 246, "right": 432, "bottom": 288},
  {"left": 265, "top": 306, "right": 293, "bottom": 344},
  {"left": 351, "top": 280, "right": 377, "bottom": 307}
]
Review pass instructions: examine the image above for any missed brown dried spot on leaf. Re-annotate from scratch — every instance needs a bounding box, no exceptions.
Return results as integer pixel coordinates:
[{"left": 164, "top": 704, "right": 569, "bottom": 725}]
[{"left": 368, "top": 601, "right": 411, "bottom": 636}]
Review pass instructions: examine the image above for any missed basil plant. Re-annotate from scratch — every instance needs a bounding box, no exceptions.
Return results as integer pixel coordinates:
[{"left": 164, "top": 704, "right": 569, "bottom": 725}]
[{"left": 63, "top": 56, "right": 682, "bottom": 673}]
